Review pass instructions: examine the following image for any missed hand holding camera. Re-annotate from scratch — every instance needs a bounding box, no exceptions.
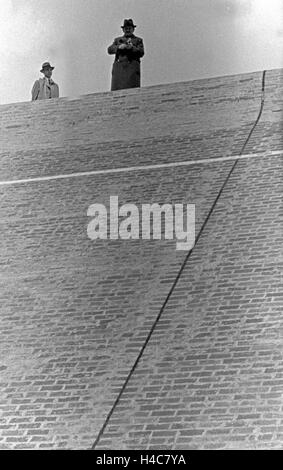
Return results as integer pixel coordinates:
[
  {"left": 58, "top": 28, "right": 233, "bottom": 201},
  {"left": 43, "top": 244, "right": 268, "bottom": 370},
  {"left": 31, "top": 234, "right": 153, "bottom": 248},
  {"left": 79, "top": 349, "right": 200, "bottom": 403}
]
[
  {"left": 118, "top": 38, "right": 133, "bottom": 51},
  {"left": 126, "top": 39, "right": 133, "bottom": 49}
]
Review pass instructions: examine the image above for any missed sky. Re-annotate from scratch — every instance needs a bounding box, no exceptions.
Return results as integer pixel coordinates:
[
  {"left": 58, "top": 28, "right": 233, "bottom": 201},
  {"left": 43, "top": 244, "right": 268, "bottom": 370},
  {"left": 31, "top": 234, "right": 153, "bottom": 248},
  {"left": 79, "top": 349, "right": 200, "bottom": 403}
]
[{"left": 0, "top": 0, "right": 283, "bottom": 104}]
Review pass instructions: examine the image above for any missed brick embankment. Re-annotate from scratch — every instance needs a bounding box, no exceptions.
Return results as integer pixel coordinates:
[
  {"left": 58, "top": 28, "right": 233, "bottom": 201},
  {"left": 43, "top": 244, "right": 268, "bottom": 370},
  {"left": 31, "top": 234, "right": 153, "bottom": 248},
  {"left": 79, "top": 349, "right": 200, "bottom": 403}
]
[
  {"left": 0, "top": 69, "right": 282, "bottom": 449},
  {"left": 95, "top": 155, "right": 282, "bottom": 450},
  {"left": 0, "top": 72, "right": 262, "bottom": 179},
  {"left": 94, "top": 69, "right": 283, "bottom": 450}
]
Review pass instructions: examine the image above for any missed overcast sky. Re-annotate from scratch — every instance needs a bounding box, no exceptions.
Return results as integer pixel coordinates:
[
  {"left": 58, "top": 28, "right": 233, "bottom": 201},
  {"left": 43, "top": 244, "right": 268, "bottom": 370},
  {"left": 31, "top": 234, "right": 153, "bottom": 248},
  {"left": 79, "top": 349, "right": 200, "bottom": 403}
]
[{"left": 0, "top": 0, "right": 283, "bottom": 104}]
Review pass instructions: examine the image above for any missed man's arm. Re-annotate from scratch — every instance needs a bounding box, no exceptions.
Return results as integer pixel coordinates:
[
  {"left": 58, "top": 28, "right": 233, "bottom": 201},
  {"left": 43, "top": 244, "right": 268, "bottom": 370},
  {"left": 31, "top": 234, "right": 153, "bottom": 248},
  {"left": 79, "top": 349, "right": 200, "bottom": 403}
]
[
  {"left": 131, "top": 38, "right": 144, "bottom": 58},
  {"left": 53, "top": 84, "right": 59, "bottom": 98},
  {"left": 31, "top": 80, "right": 40, "bottom": 101},
  {"left": 108, "top": 38, "right": 119, "bottom": 55}
]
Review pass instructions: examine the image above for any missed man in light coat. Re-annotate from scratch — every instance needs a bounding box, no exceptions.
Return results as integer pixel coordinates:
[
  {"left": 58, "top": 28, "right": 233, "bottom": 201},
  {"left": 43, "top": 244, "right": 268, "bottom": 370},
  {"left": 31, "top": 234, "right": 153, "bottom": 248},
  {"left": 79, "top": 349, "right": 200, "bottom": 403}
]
[
  {"left": 108, "top": 19, "right": 144, "bottom": 91},
  {"left": 31, "top": 62, "right": 59, "bottom": 101}
]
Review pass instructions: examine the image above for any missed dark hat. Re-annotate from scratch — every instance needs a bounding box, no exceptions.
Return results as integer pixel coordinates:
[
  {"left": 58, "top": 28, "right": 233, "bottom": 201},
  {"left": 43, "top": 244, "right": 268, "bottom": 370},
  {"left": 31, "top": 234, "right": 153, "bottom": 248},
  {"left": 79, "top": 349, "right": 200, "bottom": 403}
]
[
  {"left": 40, "top": 62, "right": 55, "bottom": 73},
  {"left": 121, "top": 19, "right": 136, "bottom": 29}
]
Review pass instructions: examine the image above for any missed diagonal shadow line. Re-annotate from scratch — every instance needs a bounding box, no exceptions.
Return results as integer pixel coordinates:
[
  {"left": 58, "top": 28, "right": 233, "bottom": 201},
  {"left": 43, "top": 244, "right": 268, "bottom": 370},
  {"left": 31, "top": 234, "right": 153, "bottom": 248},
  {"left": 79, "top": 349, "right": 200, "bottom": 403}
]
[{"left": 90, "top": 70, "right": 266, "bottom": 450}]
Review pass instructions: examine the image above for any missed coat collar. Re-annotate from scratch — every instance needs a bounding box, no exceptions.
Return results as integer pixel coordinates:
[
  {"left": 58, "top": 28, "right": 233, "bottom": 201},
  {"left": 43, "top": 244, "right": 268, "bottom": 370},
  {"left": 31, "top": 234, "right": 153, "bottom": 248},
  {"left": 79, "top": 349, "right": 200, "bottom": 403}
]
[{"left": 41, "top": 77, "right": 55, "bottom": 85}]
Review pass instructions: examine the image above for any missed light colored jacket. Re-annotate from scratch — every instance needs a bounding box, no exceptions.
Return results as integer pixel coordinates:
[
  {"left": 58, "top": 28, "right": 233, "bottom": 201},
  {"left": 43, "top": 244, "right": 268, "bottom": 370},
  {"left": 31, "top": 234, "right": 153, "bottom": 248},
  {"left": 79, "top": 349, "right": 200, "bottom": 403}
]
[{"left": 31, "top": 77, "right": 59, "bottom": 101}]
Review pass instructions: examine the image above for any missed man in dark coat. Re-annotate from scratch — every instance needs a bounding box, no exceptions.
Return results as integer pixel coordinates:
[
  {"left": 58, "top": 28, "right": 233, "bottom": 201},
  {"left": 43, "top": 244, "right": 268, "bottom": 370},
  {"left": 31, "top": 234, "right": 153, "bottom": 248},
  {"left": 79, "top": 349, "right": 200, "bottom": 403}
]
[{"left": 108, "top": 19, "right": 145, "bottom": 91}]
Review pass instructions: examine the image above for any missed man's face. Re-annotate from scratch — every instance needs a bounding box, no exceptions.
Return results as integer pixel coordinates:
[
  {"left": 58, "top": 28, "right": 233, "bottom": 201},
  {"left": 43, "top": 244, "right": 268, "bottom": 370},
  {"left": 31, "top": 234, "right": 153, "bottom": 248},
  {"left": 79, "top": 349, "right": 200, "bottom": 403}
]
[
  {"left": 123, "top": 26, "right": 134, "bottom": 36},
  {"left": 43, "top": 68, "right": 53, "bottom": 79}
]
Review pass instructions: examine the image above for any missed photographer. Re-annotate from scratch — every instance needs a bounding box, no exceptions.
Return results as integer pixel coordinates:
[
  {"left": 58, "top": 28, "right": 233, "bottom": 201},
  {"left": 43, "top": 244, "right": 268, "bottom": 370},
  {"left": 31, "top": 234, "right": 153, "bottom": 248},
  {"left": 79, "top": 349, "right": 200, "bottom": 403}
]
[{"left": 107, "top": 19, "right": 145, "bottom": 91}]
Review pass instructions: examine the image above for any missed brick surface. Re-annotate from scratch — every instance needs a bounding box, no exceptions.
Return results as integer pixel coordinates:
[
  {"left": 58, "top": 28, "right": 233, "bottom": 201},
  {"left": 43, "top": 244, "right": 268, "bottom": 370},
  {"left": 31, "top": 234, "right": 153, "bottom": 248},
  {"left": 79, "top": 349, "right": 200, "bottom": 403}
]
[
  {"left": 245, "top": 69, "right": 283, "bottom": 154},
  {"left": 0, "top": 163, "right": 234, "bottom": 449},
  {"left": 95, "top": 154, "right": 282, "bottom": 450},
  {"left": 0, "top": 69, "right": 282, "bottom": 449},
  {"left": 0, "top": 72, "right": 262, "bottom": 180}
]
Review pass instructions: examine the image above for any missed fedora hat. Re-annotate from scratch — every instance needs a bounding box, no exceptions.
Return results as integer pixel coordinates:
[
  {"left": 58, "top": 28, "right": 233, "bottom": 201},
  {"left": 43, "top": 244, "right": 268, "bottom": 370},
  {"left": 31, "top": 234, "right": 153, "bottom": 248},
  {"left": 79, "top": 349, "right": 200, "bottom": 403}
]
[
  {"left": 121, "top": 19, "right": 136, "bottom": 29},
  {"left": 40, "top": 62, "right": 55, "bottom": 73}
]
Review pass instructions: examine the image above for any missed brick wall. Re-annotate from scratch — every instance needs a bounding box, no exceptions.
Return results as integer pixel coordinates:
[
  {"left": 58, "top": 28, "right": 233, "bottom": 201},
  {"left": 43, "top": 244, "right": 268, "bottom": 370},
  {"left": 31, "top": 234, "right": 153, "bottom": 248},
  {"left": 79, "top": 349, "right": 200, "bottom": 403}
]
[{"left": 0, "top": 69, "right": 282, "bottom": 449}]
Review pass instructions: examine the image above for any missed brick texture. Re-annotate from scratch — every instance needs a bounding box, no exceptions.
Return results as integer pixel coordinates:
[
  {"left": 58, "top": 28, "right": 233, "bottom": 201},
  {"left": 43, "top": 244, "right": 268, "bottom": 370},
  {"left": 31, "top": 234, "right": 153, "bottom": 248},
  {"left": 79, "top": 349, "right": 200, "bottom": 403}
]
[
  {"left": 0, "top": 72, "right": 262, "bottom": 180},
  {"left": 0, "top": 69, "right": 282, "bottom": 449},
  {"left": 95, "top": 156, "right": 282, "bottom": 450}
]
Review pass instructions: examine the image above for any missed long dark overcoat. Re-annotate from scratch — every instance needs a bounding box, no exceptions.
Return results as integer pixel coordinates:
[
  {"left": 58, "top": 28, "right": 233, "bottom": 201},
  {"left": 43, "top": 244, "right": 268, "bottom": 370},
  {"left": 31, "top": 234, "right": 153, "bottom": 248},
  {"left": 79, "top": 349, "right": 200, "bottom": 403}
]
[{"left": 108, "top": 34, "right": 144, "bottom": 91}]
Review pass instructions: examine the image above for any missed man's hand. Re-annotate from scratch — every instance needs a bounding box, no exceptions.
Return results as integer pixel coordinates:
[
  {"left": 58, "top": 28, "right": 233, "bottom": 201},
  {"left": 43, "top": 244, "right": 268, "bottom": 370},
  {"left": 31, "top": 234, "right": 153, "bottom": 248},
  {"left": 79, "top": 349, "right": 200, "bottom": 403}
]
[{"left": 118, "top": 43, "right": 126, "bottom": 50}]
